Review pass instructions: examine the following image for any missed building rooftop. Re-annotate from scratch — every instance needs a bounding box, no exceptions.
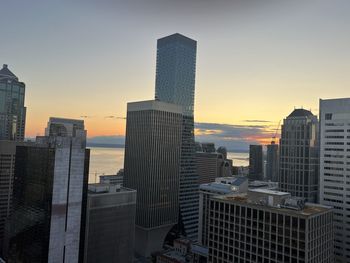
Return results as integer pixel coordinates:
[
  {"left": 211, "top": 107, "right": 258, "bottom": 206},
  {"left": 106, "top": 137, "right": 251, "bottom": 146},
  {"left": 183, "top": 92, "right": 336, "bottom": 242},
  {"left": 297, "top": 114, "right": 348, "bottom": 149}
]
[
  {"left": 216, "top": 176, "right": 248, "bottom": 186},
  {"left": 157, "top": 33, "right": 197, "bottom": 48},
  {"left": 214, "top": 191, "right": 332, "bottom": 216},
  {"left": 0, "top": 64, "right": 18, "bottom": 80},
  {"left": 127, "top": 100, "right": 183, "bottom": 114},
  {"left": 200, "top": 183, "right": 235, "bottom": 194},
  {"left": 288, "top": 108, "right": 314, "bottom": 118},
  {"left": 157, "top": 249, "right": 187, "bottom": 263},
  {"left": 88, "top": 183, "right": 134, "bottom": 195},
  {"left": 249, "top": 188, "right": 290, "bottom": 196}
]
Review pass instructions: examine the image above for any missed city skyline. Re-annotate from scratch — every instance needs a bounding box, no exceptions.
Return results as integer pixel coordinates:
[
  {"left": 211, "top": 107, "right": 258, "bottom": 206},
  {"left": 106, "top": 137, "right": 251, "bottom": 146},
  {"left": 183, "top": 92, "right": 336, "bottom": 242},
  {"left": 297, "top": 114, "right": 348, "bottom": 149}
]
[{"left": 2, "top": 0, "right": 350, "bottom": 150}]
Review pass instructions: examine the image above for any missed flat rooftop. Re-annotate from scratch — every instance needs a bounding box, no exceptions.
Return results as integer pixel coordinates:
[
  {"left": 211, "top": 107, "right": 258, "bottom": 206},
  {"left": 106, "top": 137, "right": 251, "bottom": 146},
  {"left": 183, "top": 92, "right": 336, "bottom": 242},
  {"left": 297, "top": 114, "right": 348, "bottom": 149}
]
[
  {"left": 88, "top": 183, "right": 135, "bottom": 195},
  {"left": 214, "top": 193, "right": 332, "bottom": 216},
  {"left": 249, "top": 188, "right": 290, "bottom": 196}
]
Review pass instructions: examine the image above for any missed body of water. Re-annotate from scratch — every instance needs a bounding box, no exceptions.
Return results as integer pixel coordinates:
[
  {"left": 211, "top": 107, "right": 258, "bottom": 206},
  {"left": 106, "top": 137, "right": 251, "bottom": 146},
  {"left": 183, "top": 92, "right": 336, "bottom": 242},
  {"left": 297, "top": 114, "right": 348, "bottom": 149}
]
[{"left": 88, "top": 147, "right": 249, "bottom": 183}]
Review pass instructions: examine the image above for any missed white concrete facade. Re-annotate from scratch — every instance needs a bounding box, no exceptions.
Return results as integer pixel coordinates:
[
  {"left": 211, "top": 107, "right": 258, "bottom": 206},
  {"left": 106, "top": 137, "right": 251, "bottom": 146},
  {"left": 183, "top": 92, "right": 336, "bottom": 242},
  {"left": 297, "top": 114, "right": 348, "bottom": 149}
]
[{"left": 319, "top": 98, "right": 350, "bottom": 262}]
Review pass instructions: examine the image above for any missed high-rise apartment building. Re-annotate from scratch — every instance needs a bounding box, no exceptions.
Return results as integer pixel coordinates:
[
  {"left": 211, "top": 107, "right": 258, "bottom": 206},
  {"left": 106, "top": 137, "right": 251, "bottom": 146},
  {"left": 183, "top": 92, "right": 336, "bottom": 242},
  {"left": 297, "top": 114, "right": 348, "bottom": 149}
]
[
  {"left": 123, "top": 100, "right": 183, "bottom": 257},
  {"left": 279, "top": 109, "right": 319, "bottom": 203},
  {"left": 249, "top": 145, "right": 263, "bottom": 181},
  {"left": 83, "top": 183, "right": 136, "bottom": 263},
  {"left": 266, "top": 141, "right": 279, "bottom": 181},
  {"left": 155, "top": 33, "right": 199, "bottom": 239},
  {"left": 4, "top": 118, "right": 89, "bottom": 262},
  {"left": 207, "top": 189, "right": 334, "bottom": 263},
  {"left": 319, "top": 98, "right": 350, "bottom": 262},
  {"left": 0, "top": 64, "right": 26, "bottom": 141}
]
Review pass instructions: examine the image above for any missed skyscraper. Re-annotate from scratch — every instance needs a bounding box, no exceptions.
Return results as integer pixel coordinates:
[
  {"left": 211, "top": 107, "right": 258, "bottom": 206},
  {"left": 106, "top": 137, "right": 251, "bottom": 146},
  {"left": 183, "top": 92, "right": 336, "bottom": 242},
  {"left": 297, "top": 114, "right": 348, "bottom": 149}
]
[
  {"left": 123, "top": 100, "right": 183, "bottom": 257},
  {"left": 83, "top": 183, "right": 136, "bottom": 263},
  {"left": 279, "top": 109, "right": 319, "bottom": 203},
  {"left": 0, "top": 141, "right": 31, "bottom": 254},
  {"left": 155, "top": 33, "right": 199, "bottom": 240},
  {"left": 249, "top": 145, "right": 263, "bottom": 181},
  {"left": 319, "top": 98, "right": 350, "bottom": 262},
  {"left": 4, "top": 118, "right": 89, "bottom": 262},
  {"left": 0, "top": 64, "right": 26, "bottom": 141},
  {"left": 266, "top": 141, "right": 279, "bottom": 181}
]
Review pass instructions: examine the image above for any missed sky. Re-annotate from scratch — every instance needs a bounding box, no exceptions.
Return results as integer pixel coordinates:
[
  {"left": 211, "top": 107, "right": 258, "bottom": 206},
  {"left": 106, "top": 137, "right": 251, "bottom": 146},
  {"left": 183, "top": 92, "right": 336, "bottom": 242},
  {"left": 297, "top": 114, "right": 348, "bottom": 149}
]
[{"left": 1, "top": 0, "right": 350, "bottom": 150}]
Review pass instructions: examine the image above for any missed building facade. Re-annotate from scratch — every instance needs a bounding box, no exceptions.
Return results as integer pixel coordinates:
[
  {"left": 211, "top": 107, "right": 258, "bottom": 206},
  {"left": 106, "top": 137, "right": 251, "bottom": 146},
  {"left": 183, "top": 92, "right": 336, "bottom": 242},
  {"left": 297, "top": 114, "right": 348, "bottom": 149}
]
[
  {"left": 266, "top": 142, "right": 279, "bottom": 182},
  {"left": 319, "top": 98, "right": 350, "bottom": 262},
  {"left": 249, "top": 145, "right": 263, "bottom": 181},
  {"left": 84, "top": 183, "right": 136, "bottom": 263},
  {"left": 0, "top": 141, "right": 31, "bottom": 254},
  {"left": 279, "top": 109, "right": 319, "bottom": 203},
  {"left": 199, "top": 177, "right": 248, "bottom": 247},
  {"left": 207, "top": 189, "right": 334, "bottom": 263},
  {"left": 155, "top": 33, "right": 199, "bottom": 240},
  {"left": 0, "top": 64, "right": 26, "bottom": 141},
  {"left": 123, "top": 100, "right": 183, "bottom": 257},
  {"left": 4, "top": 118, "right": 89, "bottom": 262}
]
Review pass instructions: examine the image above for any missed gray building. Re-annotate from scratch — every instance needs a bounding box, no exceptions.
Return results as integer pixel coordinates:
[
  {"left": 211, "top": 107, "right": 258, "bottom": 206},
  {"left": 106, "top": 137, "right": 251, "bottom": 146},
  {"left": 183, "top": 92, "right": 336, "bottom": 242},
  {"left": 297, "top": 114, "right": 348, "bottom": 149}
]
[
  {"left": 4, "top": 118, "right": 89, "bottom": 262},
  {"left": 207, "top": 189, "right": 334, "bottom": 263},
  {"left": 196, "top": 145, "right": 232, "bottom": 185},
  {"left": 99, "top": 169, "right": 124, "bottom": 185},
  {"left": 319, "top": 98, "right": 350, "bottom": 262},
  {"left": 199, "top": 177, "right": 248, "bottom": 248},
  {"left": 279, "top": 109, "right": 319, "bottom": 203},
  {"left": 266, "top": 141, "right": 279, "bottom": 181},
  {"left": 0, "top": 64, "right": 26, "bottom": 141},
  {"left": 249, "top": 145, "right": 263, "bottom": 181},
  {"left": 155, "top": 33, "right": 199, "bottom": 240},
  {"left": 123, "top": 100, "right": 183, "bottom": 257},
  {"left": 84, "top": 183, "right": 136, "bottom": 263}
]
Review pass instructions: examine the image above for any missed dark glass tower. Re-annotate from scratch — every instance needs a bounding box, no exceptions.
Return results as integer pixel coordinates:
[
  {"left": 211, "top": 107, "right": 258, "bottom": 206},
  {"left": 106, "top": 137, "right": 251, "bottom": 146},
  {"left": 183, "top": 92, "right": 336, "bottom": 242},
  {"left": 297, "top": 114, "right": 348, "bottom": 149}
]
[
  {"left": 249, "top": 145, "right": 263, "bottom": 181},
  {"left": 279, "top": 109, "right": 319, "bottom": 203},
  {"left": 155, "top": 33, "right": 199, "bottom": 240},
  {"left": 0, "top": 64, "right": 26, "bottom": 141}
]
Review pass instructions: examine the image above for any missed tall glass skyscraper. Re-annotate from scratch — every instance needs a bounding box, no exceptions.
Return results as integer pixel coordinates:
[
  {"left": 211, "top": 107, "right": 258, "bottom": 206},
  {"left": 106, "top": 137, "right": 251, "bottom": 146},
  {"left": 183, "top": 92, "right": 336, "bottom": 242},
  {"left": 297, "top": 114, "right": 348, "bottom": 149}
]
[
  {"left": 155, "top": 33, "right": 199, "bottom": 240},
  {"left": 0, "top": 64, "right": 26, "bottom": 141}
]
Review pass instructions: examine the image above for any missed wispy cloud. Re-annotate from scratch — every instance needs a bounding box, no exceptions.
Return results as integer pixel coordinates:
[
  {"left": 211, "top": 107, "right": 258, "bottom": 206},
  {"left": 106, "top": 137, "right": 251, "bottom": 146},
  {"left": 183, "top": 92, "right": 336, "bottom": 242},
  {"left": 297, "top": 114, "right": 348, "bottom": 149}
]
[
  {"left": 243, "top": 120, "right": 271, "bottom": 123},
  {"left": 105, "top": 115, "right": 126, "bottom": 119},
  {"left": 195, "top": 122, "right": 278, "bottom": 150}
]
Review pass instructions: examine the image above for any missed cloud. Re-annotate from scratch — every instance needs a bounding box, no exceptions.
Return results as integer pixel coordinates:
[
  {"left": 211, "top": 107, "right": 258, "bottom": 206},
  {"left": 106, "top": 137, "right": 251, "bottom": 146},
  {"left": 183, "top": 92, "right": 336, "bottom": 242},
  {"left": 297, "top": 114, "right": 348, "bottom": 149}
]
[
  {"left": 87, "top": 121, "right": 279, "bottom": 151},
  {"left": 243, "top": 120, "right": 271, "bottom": 123},
  {"left": 195, "top": 122, "right": 277, "bottom": 151},
  {"left": 105, "top": 115, "right": 126, "bottom": 119}
]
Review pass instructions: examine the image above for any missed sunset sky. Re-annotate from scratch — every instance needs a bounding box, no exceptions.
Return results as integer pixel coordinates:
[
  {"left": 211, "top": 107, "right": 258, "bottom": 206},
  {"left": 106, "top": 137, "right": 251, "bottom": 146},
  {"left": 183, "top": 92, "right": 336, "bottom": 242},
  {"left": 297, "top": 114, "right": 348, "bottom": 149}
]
[{"left": 1, "top": 0, "right": 350, "bottom": 150}]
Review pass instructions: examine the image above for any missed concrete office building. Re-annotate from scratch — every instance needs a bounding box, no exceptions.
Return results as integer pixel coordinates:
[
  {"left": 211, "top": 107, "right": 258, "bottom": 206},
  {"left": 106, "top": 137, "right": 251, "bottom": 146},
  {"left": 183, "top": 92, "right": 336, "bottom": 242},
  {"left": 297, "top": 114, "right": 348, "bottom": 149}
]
[
  {"left": 207, "top": 189, "right": 334, "bottom": 263},
  {"left": 99, "top": 169, "right": 124, "bottom": 185},
  {"left": 123, "top": 100, "right": 183, "bottom": 257},
  {"left": 319, "top": 98, "right": 350, "bottom": 262},
  {"left": 84, "top": 183, "right": 136, "bottom": 263},
  {"left": 249, "top": 145, "right": 263, "bottom": 181},
  {"left": 266, "top": 141, "right": 279, "bottom": 182},
  {"left": 279, "top": 109, "right": 319, "bottom": 203},
  {"left": 155, "top": 33, "right": 199, "bottom": 240},
  {"left": 4, "top": 118, "right": 89, "bottom": 262},
  {"left": 196, "top": 145, "right": 233, "bottom": 185},
  {"left": 199, "top": 177, "right": 248, "bottom": 248},
  {"left": 0, "top": 64, "right": 26, "bottom": 141}
]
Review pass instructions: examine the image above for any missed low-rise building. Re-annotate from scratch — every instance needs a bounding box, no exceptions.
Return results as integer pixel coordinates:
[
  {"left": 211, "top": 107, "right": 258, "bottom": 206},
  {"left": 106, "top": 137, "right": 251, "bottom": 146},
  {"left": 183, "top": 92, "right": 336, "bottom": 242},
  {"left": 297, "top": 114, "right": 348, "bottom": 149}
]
[{"left": 207, "top": 189, "right": 334, "bottom": 263}]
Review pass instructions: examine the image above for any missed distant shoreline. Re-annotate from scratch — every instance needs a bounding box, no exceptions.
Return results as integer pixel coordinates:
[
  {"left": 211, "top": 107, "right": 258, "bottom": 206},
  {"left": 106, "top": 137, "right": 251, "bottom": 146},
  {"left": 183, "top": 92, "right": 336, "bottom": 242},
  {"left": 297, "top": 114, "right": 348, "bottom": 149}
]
[{"left": 87, "top": 143, "right": 248, "bottom": 153}]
